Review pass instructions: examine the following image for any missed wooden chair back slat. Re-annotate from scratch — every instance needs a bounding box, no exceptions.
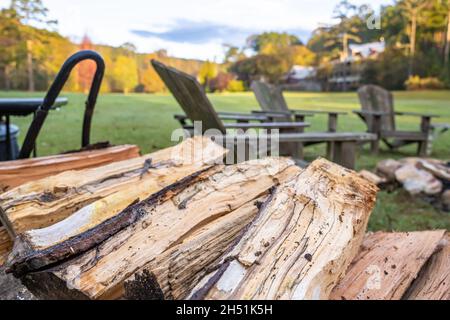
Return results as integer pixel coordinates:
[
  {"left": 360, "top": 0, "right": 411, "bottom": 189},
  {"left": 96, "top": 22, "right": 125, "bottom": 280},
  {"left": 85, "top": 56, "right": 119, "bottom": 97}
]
[
  {"left": 357, "top": 85, "right": 395, "bottom": 131},
  {"left": 251, "top": 81, "right": 291, "bottom": 121},
  {"left": 152, "top": 60, "right": 226, "bottom": 134}
]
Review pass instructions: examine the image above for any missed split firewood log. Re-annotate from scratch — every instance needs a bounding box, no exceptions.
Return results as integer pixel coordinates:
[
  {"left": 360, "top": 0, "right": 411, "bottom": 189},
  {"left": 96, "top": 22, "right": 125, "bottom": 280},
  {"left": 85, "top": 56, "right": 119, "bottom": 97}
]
[
  {"left": 358, "top": 170, "right": 387, "bottom": 186},
  {"left": 0, "top": 145, "right": 140, "bottom": 192},
  {"left": 187, "top": 158, "right": 378, "bottom": 300},
  {"left": 375, "top": 159, "right": 402, "bottom": 182},
  {"left": 123, "top": 195, "right": 269, "bottom": 300},
  {"left": 16, "top": 158, "right": 299, "bottom": 300},
  {"left": 395, "top": 164, "right": 442, "bottom": 195},
  {"left": 415, "top": 160, "right": 450, "bottom": 181},
  {"left": 0, "top": 137, "right": 227, "bottom": 236},
  {"left": 403, "top": 234, "right": 449, "bottom": 300},
  {"left": 330, "top": 230, "right": 446, "bottom": 300}
]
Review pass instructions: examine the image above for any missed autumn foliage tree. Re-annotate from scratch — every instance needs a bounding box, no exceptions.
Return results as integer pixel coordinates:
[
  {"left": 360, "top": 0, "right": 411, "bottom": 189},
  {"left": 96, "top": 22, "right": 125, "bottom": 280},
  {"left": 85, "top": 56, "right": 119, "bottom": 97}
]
[
  {"left": 209, "top": 72, "right": 234, "bottom": 92},
  {"left": 77, "top": 35, "right": 96, "bottom": 93},
  {"left": 111, "top": 55, "right": 138, "bottom": 94}
]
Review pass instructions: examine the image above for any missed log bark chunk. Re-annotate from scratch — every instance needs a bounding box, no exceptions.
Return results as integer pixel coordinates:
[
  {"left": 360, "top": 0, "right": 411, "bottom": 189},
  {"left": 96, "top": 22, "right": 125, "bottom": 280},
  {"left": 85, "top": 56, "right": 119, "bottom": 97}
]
[
  {"left": 403, "top": 234, "right": 449, "bottom": 300},
  {"left": 0, "top": 137, "right": 226, "bottom": 236},
  {"left": 395, "top": 164, "right": 442, "bottom": 195},
  {"left": 0, "top": 227, "right": 12, "bottom": 266},
  {"left": 358, "top": 170, "right": 387, "bottom": 186},
  {"left": 19, "top": 158, "right": 298, "bottom": 300},
  {"left": 375, "top": 159, "right": 402, "bottom": 181},
  {"left": 0, "top": 145, "right": 140, "bottom": 191},
  {"left": 188, "top": 158, "right": 378, "bottom": 300},
  {"left": 330, "top": 230, "right": 446, "bottom": 300}
]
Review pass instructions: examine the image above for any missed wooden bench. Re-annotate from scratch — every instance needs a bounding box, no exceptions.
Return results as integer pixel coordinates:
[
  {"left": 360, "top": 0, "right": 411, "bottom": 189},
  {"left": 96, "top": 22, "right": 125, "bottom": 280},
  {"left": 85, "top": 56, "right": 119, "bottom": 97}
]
[
  {"left": 152, "top": 60, "right": 374, "bottom": 169},
  {"left": 221, "top": 132, "right": 376, "bottom": 169}
]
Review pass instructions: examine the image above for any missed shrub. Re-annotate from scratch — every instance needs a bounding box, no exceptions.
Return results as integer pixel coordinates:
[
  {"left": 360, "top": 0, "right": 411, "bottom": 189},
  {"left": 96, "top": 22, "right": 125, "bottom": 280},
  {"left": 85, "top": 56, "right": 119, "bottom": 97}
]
[
  {"left": 209, "top": 72, "right": 234, "bottom": 92},
  {"left": 227, "top": 80, "right": 245, "bottom": 92},
  {"left": 360, "top": 48, "right": 409, "bottom": 90},
  {"left": 405, "top": 76, "right": 445, "bottom": 90}
]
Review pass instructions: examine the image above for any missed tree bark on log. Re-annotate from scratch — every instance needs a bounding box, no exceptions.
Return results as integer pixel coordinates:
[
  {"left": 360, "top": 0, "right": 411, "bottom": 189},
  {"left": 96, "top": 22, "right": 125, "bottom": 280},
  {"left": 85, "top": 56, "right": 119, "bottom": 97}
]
[
  {"left": 403, "top": 234, "right": 449, "bottom": 300},
  {"left": 330, "top": 230, "right": 446, "bottom": 300},
  {"left": 0, "top": 137, "right": 227, "bottom": 236},
  {"left": 0, "top": 145, "right": 140, "bottom": 192},
  {"left": 0, "top": 227, "right": 12, "bottom": 266},
  {"left": 18, "top": 158, "right": 298, "bottom": 300},
  {"left": 188, "top": 158, "right": 378, "bottom": 300}
]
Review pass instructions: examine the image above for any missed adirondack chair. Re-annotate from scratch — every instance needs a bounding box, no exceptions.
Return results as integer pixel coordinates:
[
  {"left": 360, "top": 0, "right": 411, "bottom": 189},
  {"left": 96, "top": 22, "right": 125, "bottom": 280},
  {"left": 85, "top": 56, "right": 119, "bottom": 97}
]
[
  {"left": 354, "top": 85, "right": 440, "bottom": 156},
  {"left": 172, "top": 83, "right": 288, "bottom": 127},
  {"left": 251, "top": 80, "right": 347, "bottom": 156},
  {"left": 251, "top": 81, "right": 347, "bottom": 126},
  {"left": 151, "top": 60, "right": 376, "bottom": 169}
]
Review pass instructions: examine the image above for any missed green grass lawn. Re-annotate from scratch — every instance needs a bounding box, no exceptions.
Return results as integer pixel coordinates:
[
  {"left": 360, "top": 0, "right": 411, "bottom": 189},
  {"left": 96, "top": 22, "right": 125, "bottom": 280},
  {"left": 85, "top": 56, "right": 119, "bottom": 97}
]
[{"left": 1, "top": 90, "right": 449, "bottom": 231}]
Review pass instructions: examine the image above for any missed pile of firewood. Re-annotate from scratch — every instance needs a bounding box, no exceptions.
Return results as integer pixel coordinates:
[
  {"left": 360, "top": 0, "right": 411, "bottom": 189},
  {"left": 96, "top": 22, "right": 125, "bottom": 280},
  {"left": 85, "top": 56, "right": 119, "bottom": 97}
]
[
  {"left": 0, "top": 137, "right": 448, "bottom": 300},
  {"left": 360, "top": 158, "right": 450, "bottom": 212}
]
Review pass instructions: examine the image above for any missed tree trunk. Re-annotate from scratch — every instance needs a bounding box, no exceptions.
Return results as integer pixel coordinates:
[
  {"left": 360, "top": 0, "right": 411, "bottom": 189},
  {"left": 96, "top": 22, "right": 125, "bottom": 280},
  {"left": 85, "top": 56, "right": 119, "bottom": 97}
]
[
  {"left": 409, "top": 12, "right": 417, "bottom": 77},
  {"left": 445, "top": 10, "right": 450, "bottom": 68},
  {"left": 188, "top": 158, "right": 378, "bottom": 300},
  {"left": 0, "top": 137, "right": 227, "bottom": 235},
  {"left": 330, "top": 230, "right": 446, "bottom": 300},
  {"left": 16, "top": 158, "right": 299, "bottom": 299},
  {"left": 3, "top": 65, "right": 11, "bottom": 91},
  {"left": 26, "top": 40, "right": 35, "bottom": 92}
]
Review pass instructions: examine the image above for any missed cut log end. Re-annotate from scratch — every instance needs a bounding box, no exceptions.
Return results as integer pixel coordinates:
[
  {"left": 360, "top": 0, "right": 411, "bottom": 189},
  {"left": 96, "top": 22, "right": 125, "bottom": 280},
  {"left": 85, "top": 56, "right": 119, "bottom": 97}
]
[{"left": 330, "top": 230, "right": 447, "bottom": 300}]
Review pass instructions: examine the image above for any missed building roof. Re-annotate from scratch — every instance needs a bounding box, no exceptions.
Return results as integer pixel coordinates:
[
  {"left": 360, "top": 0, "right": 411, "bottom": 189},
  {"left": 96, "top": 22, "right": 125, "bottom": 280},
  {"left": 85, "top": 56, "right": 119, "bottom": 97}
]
[
  {"left": 349, "top": 41, "right": 385, "bottom": 59},
  {"left": 288, "top": 65, "right": 317, "bottom": 80}
]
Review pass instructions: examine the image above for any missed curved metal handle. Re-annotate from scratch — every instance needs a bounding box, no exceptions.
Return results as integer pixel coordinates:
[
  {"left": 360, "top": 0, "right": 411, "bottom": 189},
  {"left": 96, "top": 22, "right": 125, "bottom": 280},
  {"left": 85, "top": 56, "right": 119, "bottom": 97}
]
[{"left": 19, "top": 50, "right": 105, "bottom": 159}]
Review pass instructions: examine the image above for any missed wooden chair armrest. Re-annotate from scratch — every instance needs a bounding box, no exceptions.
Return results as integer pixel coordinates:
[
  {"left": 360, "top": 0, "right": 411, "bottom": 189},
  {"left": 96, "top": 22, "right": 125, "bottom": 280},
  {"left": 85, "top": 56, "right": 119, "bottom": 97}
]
[
  {"left": 291, "top": 109, "right": 347, "bottom": 116},
  {"left": 219, "top": 114, "right": 268, "bottom": 121},
  {"left": 174, "top": 114, "right": 188, "bottom": 120},
  {"left": 224, "top": 122, "right": 310, "bottom": 130},
  {"left": 251, "top": 111, "right": 295, "bottom": 119},
  {"left": 251, "top": 110, "right": 290, "bottom": 115},
  {"left": 352, "top": 110, "right": 389, "bottom": 116},
  {"left": 218, "top": 111, "right": 257, "bottom": 116},
  {"left": 394, "top": 112, "right": 440, "bottom": 118}
]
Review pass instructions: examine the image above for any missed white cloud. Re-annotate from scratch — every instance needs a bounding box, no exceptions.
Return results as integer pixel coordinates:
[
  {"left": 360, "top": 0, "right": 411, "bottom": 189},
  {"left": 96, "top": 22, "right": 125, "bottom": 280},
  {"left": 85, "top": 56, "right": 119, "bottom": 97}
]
[{"left": 0, "top": 0, "right": 393, "bottom": 60}]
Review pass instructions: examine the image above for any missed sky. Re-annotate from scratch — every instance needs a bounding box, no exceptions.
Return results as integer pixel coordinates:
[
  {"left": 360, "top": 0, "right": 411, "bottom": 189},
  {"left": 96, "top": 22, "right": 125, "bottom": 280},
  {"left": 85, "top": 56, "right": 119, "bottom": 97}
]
[{"left": 0, "top": 0, "right": 393, "bottom": 61}]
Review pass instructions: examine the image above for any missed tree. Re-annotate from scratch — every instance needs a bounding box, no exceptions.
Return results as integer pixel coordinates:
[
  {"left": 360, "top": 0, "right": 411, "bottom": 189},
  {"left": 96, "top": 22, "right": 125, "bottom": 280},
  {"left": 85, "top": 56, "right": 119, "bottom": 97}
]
[
  {"left": 112, "top": 55, "right": 139, "bottom": 94},
  {"left": 10, "top": 0, "right": 56, "bottom": 91},
  {"left": 223, "top": 44, "right": 246, "bottom": 64},
  {"left": 398, "top": 0, "right": 431, "bottom": 75},
  {"left": 289, "top": 45, "right": 316, "bottom": 66},
  {"left": 247, "top": 32, "right": 302, "bottom": 55},
  {"left": 333, "top": 0, "right": 358, "bottom": 21},
  {"left": 197, "top": 61, "right": 218, "bottom": 90},
  {"left": 436, "top": 0, "right": 450, "bottom": 68},
  {"left": 10, "top": 0, "right": 56, "bottom": 25},
  {"left": 0, "top": 8, "right": 21, "bottom": 90},
  {"left": 78, "top": 35, "right": 96, "bottom": 93},
  {"left": 230, "top": 54, "right": 290, "bottom": 84},
  {"left": 209, "top": 72, "right": 234, "bottom": 92}
]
